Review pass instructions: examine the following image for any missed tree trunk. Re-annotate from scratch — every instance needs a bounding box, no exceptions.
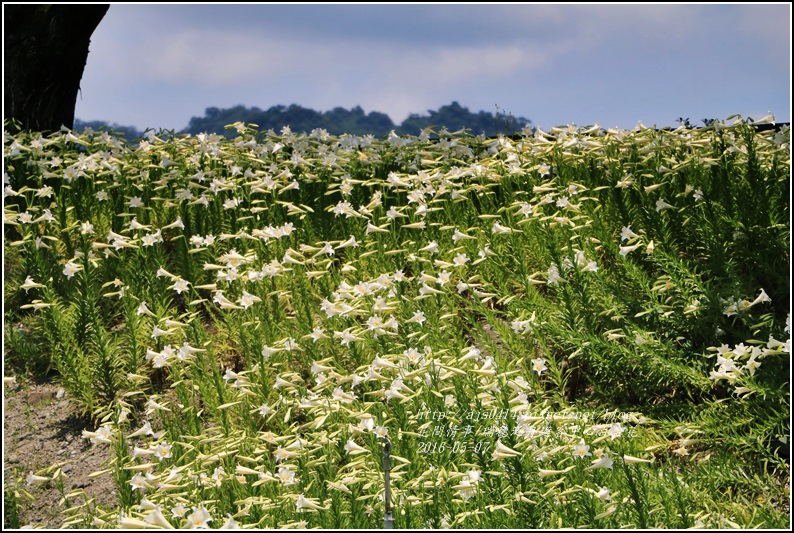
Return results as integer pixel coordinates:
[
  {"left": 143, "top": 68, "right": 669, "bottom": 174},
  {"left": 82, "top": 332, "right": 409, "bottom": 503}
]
[{"left": 4, "top": 4, "right": 109, "bottom": 134}]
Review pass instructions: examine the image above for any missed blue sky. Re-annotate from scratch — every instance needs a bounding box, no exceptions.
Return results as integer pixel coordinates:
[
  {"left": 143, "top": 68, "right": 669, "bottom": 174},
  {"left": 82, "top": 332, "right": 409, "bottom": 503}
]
[{"left": 74, "top": 3, "right": 791, "bottom": 132}]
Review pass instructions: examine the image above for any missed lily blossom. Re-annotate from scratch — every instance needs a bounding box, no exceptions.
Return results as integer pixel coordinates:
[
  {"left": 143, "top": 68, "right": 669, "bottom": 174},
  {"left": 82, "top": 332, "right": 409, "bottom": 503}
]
[{"left": 492, "top": 440, "right": 522, "bottom": 460}]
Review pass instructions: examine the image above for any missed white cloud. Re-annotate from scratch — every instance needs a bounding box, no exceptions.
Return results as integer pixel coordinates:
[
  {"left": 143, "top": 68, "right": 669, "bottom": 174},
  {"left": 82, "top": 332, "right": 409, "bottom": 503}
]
[
  {"left": 99, "top": 19, "right": 558, "bottom": 123},
  {"left": 119, "top": 30, "right": 287, "bottom": 85}
]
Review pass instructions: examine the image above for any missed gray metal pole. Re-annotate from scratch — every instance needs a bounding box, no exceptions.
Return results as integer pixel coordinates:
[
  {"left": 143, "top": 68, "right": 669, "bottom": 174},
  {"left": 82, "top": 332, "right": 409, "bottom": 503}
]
[{"left": 383, "top": 438, "right": 393, "bottom": 529}]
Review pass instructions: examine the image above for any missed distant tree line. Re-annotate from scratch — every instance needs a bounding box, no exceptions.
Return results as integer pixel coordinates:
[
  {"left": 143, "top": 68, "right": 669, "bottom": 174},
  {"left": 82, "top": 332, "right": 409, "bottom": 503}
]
[
  {"left": 74, "top": 101, "right": 531, "bottom": 140},
  {"left": 184, "top": 101, "right": 531, "bottom": 138},
  {"left": 73, "top": 119, "right": 146, "bottom": 140},
  {"left": 185, "top": 104, "right": 394, "bottom": 138}
]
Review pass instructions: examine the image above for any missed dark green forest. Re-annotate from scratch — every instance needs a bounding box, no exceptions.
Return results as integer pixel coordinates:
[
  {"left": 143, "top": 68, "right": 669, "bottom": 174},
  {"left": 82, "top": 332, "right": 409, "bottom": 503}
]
[{"left": 75, "top": 101, "right": 531, "bottom": 140}]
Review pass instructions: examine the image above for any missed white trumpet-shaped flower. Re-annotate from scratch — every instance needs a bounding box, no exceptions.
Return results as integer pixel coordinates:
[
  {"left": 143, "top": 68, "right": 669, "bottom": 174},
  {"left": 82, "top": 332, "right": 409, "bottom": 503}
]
[
  {"left": 492, "top": 440, "right": 522, "bottom": 460},
  {"left": 344, "top": 439, "right": 370, "bottom": 455},
  {"left": 296, "top": 494, "right": 325, "bottom": 511}
]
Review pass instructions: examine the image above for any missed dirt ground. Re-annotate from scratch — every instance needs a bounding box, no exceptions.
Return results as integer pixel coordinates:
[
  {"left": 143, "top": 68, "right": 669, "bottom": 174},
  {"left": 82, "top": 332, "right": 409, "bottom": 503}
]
[{"left": 3, "top": 376, "right": 116, "bottom": 529}]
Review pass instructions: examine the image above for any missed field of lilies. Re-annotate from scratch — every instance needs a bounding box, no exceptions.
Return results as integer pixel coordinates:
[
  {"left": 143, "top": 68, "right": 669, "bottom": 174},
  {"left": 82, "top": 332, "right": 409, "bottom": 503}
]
[{"left": 3, "top": 117, "right": 790, "bottom": 529}]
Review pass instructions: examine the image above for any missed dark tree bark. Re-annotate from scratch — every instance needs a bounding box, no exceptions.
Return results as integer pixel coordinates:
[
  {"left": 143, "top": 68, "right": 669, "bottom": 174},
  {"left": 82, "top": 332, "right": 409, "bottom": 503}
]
[{"left": 4, "top": 4, "right": 109, "bottom": 134}]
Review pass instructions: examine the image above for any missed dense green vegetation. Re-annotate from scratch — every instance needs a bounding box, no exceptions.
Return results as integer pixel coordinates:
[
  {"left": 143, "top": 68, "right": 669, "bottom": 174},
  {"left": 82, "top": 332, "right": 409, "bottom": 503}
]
[{"left": 3, "top": 117, "right": 789, "bottom": 528}]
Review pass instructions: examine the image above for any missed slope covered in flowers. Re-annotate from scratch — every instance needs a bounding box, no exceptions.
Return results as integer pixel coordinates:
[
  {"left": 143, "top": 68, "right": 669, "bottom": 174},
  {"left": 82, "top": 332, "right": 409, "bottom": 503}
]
[{"left": 4, "top": 119, "right": 790, "bottom": 528}]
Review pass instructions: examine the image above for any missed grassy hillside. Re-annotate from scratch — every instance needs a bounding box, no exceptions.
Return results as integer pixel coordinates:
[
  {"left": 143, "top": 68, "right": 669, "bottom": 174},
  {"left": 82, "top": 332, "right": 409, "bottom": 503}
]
[{"left": 3, "top": 118, "right": 789, "bottom": 528}]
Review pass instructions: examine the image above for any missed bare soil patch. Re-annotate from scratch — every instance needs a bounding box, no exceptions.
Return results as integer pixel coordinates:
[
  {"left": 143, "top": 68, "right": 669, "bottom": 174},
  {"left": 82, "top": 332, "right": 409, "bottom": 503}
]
[{"left": 4, "top": 377, "right": 116, "bottom": 529}]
